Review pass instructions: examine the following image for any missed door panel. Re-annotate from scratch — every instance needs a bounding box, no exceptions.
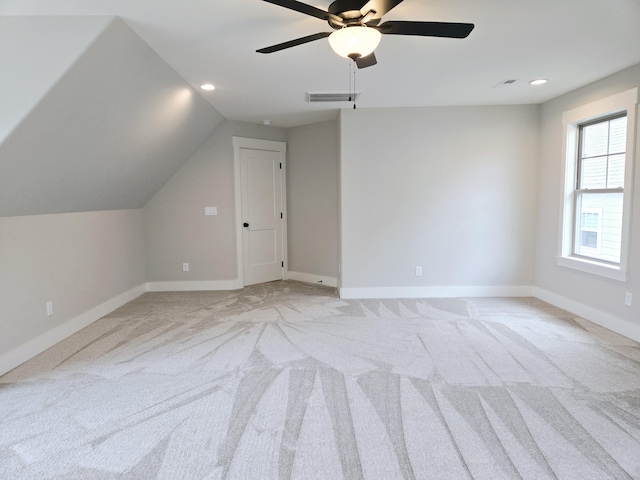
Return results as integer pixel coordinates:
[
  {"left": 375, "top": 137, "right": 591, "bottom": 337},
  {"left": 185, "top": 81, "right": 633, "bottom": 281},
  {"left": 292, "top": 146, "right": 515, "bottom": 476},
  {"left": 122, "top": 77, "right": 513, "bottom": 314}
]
[
  {"left": 240, "top": 147, "right": 283, "bottom": 286},
  {"left": 249, "top": 229, "right": 277, "bottom": 265}
]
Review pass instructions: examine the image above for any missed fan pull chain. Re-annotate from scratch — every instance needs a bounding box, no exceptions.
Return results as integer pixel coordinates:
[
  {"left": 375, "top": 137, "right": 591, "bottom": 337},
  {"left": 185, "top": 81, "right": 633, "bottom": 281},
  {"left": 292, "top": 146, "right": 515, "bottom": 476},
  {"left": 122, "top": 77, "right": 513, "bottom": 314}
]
[
  {"left": 346, "top": 59, "right": 357, "bottom": 109},
  {"left": 353, "top": 62, "right": 357, "bottom": 109},
  {"left": 348, "top": 59, "right": 353, "bottom": 103}
]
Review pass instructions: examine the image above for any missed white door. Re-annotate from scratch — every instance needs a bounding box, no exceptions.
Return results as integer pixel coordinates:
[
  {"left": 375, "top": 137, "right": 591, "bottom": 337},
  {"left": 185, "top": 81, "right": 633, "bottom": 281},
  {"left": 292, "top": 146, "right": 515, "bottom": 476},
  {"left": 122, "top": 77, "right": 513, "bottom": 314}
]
[{"left": 239, "top": 144, "right": 285, "bottom": 286}]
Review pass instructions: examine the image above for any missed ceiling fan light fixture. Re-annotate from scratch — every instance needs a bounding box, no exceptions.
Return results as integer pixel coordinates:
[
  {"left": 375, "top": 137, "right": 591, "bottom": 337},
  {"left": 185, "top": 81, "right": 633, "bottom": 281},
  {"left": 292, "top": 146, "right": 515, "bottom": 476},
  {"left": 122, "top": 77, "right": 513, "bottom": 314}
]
[{"left": 328, "top": 26, "right": 381, "bottom": 59}]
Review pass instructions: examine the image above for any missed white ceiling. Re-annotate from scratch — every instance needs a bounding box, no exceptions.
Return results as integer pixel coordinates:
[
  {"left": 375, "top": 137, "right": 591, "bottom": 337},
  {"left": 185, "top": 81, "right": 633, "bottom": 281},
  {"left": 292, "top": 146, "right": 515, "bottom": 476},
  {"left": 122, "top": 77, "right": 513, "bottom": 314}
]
[{"left": 3, "top": 0, "right": 640, "bottom": 127}]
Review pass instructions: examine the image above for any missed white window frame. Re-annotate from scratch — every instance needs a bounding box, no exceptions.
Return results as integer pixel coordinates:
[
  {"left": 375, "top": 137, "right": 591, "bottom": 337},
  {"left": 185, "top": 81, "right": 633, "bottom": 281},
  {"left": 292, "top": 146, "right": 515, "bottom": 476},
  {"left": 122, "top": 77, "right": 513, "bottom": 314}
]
[{"left": 558, "top": 88, "right": 638, "bottom": 282}]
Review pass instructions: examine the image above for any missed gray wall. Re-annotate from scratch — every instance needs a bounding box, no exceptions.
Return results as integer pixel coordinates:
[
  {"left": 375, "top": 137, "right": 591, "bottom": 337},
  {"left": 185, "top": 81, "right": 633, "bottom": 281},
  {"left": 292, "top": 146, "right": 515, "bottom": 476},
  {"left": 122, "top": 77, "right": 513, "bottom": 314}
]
[
  {"left": 287, "top": 120, "right": 339, "bottom": 278},
  {"left": 339, "top": 105, "right": 540, "bottom": 289},
  {"left": 0, "top": 15, "right": 223, "bottom": 367},
  {"left": 535, "top": 63, "right": 640, "bottom": 324},
  {"left": 144, "top": 120, "right": 287, "bottom": 282},
  {"left": 0, "top": 209, "right": 146, "bottom": 357}
]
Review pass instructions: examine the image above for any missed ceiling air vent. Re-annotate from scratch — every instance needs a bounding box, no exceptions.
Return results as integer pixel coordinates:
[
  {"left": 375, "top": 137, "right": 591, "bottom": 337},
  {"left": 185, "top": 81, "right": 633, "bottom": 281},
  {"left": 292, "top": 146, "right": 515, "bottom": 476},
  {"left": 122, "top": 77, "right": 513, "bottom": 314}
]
[
  {"left": 493, "top": 79, "right": 518, "bottom": 88},
  {"left": 307, "top": 92, "right": 361, "bottom": 103}
]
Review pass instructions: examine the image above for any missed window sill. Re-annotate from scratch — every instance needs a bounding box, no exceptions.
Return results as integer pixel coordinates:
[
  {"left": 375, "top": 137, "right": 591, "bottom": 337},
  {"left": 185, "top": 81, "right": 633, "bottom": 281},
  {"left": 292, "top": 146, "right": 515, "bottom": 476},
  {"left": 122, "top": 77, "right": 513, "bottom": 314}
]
[{"left": 557, "top": 256, "right": 627, "bottom": 282}]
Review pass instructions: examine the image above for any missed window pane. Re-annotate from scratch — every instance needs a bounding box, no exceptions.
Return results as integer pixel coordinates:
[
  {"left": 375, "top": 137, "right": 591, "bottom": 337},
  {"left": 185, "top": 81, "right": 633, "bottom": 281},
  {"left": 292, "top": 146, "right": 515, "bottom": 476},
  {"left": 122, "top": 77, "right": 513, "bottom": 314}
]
[
  {"left": 582, "top": 121, "right": 609, "bottom": 157},
  {"left": 608, "top": 116, "right": 627, "bottom": 154},
  {"left": 575, "top": 192, "right": 623, "bottom": 263},
  {"left": 581, "top": 211, "right": 599, "bottom": 230},
  {"left": 580, "top": 156, "right": 607, "bottom": 189},
  {"left": 578, "top": 115, "right": 626, "bottom": 190},
  {"left": 607, "top": 154, "right": 625, "bottom": 188},
  {"left": 580, "top": 231, "right": 598, "bottom": 248}
]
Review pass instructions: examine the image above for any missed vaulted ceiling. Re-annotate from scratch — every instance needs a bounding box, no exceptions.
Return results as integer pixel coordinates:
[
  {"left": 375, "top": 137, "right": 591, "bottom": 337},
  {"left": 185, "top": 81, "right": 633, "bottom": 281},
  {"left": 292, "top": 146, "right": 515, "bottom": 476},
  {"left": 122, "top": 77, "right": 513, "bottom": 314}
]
[
  {"left": 3, "top": 0, "right": 640, "bottom": 128},
  {"left": 1, "top": 1, "right": 640, "bottom": 218}
]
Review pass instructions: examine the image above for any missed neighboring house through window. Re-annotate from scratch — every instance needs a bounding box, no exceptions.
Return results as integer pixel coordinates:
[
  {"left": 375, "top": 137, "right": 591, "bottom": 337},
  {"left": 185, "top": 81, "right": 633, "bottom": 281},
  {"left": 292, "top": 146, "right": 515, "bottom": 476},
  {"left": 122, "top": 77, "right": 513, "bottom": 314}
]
[
  {"left": 559, "top": 88, "right": 638, "bottom": 281},
  {"left": 579, "top": 208, "right": 602, "bottom": 255}
]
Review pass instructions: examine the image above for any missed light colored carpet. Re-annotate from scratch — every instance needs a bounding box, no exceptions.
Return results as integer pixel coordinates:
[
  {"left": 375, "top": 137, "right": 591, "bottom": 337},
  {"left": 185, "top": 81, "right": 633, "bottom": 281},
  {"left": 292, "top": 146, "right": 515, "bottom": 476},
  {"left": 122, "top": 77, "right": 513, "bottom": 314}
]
[{"left": 1, "top": 280, "right": 640, "bottom": 479}]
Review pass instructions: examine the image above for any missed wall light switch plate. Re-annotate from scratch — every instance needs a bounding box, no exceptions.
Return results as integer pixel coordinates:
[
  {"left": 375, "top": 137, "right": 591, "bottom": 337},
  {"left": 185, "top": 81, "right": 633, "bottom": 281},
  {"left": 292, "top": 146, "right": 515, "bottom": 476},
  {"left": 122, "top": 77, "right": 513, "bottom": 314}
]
[
  {"left": 205, "top": 207, "right": 217, "bottom": 216},
  {"left": 183, "top": 263, "right": 189, "bottom": 272},
  {"left": 625, "top": 292, "right": 632, "bottom": 306},
  {"left": 46, "top": 301, "right": 53, "bottom": 316}
]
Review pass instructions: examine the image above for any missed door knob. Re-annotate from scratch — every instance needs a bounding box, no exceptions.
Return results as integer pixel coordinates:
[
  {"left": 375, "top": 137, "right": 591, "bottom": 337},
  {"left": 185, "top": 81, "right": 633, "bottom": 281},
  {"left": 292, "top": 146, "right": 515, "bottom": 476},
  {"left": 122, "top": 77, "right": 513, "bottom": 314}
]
[{"left": 243, "top": 222, "right": 249, "bottom": 227}]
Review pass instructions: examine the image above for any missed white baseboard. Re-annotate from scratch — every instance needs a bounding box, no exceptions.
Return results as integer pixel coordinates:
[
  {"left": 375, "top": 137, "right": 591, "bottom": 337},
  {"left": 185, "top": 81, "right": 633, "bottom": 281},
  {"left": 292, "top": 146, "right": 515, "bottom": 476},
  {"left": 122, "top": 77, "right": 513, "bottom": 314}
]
[
  {"left": 533, "top": 287, "right": 640, "bottom": 343},
  {"left": 286, "top": 271, "right": 338, "bottom": 288},
  {"left": 339, "top": 285, "right": 534, "bottom": 299},
  {"left": 0, "top": 284, "right": 146, "bottom": 377},
  {"left": 146, "top": 280, "right": 241, "bottom": 292}
]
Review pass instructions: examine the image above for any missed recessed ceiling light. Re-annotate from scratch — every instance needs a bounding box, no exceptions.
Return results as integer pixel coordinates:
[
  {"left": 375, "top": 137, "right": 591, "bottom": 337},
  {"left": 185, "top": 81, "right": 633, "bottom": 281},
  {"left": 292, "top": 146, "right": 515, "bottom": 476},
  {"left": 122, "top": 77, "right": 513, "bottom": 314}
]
[
  {"left": 262, "top": 120, "right": 272, "bottom": 126},
  {"left": 200, "top": 83, "right": 215, "bottom": 91},
  {"left": 529, "top": 79, "right": 548, "bottom": 86}
]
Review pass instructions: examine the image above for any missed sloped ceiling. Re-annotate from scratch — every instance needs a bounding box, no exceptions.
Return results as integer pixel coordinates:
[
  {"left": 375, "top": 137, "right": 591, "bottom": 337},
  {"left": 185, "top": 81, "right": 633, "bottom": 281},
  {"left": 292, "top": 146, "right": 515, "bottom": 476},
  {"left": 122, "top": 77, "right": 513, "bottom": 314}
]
[
  {"left": 0, "top": 16, "right": 224, "bottom": 217},
  {"left": 0, "top": 16, "right": 113, "bottom": 145}
]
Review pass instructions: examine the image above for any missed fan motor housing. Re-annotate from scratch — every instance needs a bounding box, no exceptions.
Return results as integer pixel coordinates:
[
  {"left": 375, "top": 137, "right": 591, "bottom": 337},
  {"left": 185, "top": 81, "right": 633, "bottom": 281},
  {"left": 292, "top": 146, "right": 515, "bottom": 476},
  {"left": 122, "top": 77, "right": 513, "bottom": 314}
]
[{"left": 327, "top": 0, "right": 380, "bottom": 28}]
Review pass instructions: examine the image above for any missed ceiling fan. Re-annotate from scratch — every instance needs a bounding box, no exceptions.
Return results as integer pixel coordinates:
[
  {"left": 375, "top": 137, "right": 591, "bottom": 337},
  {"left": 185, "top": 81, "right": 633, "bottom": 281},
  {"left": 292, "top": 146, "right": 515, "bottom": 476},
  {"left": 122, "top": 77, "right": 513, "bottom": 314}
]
[{"left": 257, "top": 0, "right": 475, "bottom": 68}]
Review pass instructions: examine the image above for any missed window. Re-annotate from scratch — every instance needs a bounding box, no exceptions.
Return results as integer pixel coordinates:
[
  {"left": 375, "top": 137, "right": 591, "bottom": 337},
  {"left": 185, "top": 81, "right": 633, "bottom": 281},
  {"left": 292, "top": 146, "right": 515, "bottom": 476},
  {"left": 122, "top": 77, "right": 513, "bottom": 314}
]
[
  {"left": 559, "top": 88, "right": 637, "bottom": 281},
  {"left": 574, "top": 115, "right": 625, "bottom": 263}
]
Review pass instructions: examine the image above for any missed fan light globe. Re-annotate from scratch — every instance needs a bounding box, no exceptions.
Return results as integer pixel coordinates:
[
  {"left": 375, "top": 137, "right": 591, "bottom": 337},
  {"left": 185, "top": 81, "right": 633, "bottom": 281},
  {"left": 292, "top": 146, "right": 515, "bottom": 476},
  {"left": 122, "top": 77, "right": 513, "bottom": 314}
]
[{"left": 328, "top": 26, "right": 381, "bottom": 59}]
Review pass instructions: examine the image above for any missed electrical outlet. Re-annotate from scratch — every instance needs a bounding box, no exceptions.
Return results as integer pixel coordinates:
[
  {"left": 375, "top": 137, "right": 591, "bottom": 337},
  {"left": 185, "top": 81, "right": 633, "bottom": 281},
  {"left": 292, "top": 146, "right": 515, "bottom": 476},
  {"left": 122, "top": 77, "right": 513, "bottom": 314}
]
[
  {"left": 183, "top": 263, "right": 189, "bottom": 272},
  {"left": 625, "top": 292, "right": 632, "bottom": 306},
  {"left": 415, "top": 266, "right": 423, "bottom": 277},
  {"left": 46, "top": 301, "right": 53, "bottom": 316},
  {"left": 205, "top": 207, "right": 217, "bottom": 216}
]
